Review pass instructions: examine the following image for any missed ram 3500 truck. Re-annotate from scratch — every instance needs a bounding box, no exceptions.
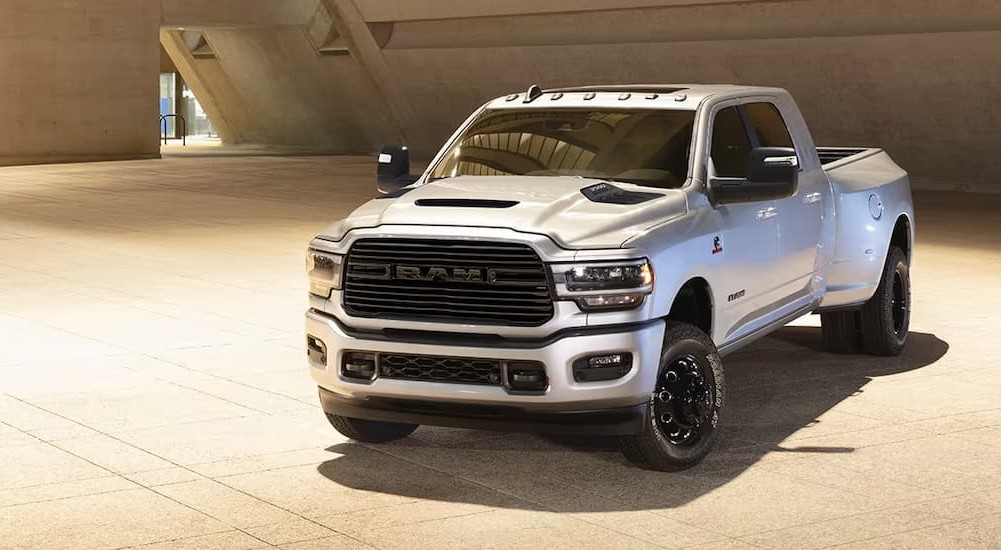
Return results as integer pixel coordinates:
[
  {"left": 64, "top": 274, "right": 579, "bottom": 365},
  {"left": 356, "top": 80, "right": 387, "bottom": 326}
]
[{"left": 305, "top": 85, "right": 913, "bottom": 470}]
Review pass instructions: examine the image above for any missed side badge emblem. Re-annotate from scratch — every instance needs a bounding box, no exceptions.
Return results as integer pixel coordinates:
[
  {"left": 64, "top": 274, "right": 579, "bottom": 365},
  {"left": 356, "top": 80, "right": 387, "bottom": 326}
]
[{"left": 712, "top": 235, "right": 723, "bottom": 255}]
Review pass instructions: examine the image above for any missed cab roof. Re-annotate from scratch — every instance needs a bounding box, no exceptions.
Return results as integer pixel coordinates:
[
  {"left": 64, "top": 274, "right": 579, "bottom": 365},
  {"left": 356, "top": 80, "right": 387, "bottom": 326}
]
[{"left": 485, "top": 84, "right": 787, "bottom": 110}]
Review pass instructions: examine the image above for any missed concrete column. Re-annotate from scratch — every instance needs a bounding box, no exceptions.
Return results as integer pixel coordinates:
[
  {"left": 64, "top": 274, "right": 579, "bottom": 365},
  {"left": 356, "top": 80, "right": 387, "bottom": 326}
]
[
  {"left": 174, "top": 71, "right": 185, "bottom": 139},
  {"left": 0, "top": 0, "right": 162, "bottom": 166}
]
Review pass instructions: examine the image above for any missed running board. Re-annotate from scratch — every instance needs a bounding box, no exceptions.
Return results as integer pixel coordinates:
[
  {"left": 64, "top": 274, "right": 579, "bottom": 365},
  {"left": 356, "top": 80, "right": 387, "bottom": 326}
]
[{"left": 718, "top": 302, "right": 817, "bottom": 357}]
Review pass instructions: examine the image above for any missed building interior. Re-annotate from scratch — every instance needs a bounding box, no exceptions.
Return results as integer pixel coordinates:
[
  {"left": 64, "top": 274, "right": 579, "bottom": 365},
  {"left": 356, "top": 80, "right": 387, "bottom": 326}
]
[{"left": 1, "top": 1, "right": 1000, "bottom": 549}]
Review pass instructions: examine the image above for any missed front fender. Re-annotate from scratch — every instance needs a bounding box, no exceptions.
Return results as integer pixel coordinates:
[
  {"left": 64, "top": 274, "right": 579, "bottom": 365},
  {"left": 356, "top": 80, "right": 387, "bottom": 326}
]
[{"left": 619, "top": 202, "right": 725, "bottom": 341}]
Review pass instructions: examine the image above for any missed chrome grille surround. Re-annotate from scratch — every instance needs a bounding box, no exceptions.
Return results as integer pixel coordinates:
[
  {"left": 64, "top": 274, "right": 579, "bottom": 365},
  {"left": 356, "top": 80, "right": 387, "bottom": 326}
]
[{"left": 343, "top": 238, "right": 555, "bottom": 326}]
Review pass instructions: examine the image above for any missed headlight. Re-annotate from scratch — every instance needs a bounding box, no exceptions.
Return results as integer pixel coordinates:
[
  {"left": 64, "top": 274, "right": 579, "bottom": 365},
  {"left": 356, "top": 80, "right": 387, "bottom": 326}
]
[
  {"left": 565, "top": 262, "right": 653, "bottom": 291},
  {"left": 306, "top": 249, "right": 344, "bottom": 298},
  {"left": 552, "top": 259, "right": 653, "bottom": 311}
]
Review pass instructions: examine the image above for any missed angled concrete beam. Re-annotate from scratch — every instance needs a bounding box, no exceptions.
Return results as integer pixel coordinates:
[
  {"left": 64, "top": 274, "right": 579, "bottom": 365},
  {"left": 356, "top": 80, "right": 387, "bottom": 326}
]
[{"left": 319, "top": 0, "right": 419, "bottom": 144}]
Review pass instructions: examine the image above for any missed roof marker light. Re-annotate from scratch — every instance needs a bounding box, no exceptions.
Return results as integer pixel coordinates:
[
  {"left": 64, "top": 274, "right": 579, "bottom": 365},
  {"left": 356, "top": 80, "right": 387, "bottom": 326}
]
[
  {"left": 583, "top": 92, "right": 596, "bottom": 100},
  {"left": 523, "top": 84, "right": 544, "bottom": 103},
  {"left": 550, "top": 92, "right": 564, "bottom": 100},
  {"left": 618, "top": 93, "right": 632, "bottom": 100}
]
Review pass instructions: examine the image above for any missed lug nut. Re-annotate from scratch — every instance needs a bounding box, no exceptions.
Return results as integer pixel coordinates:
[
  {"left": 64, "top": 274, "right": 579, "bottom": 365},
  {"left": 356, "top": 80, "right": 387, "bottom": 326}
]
[
  {"left": 660, "top": 413, "right": 673, "bottom": 424},
  {"left": 658, "top": 391, "right": 673, "bottom": 402},
  {"left": 665, "top": 371, "right": 679, "bottom": 382}
]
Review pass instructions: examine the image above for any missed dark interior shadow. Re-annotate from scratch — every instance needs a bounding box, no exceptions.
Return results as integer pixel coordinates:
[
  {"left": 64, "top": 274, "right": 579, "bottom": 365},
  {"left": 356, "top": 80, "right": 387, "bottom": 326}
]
[{"left": 316, "top": 328, "right": 948, "bottom": 511}]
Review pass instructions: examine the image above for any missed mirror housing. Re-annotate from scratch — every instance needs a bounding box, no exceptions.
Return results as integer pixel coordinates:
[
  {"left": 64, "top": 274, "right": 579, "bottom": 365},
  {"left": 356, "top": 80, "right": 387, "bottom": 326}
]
[
  {"left": 710, "top": 147, "right": 798, "bottom": 205},
  {"left": 748, "top": 147, "right": 799, "bottom": 185},
  {"left": 377, "top": 145, "right": 419, "bottom": 195}
]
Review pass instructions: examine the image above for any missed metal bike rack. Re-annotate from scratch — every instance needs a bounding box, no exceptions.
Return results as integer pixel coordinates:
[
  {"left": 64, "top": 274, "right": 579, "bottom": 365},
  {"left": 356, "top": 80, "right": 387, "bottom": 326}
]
[{"left": 159, "top": 114, "right": 187, "bottom": 146}]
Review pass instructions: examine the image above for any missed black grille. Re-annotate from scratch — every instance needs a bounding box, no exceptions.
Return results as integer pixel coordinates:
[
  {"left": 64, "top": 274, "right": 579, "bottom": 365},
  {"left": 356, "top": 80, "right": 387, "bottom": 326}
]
[
  {"left": 378, "top": 353, "right": 502, "bottom": 386},
  {"left": 343, "top": 238, "right": 554, "bottom": 326}
]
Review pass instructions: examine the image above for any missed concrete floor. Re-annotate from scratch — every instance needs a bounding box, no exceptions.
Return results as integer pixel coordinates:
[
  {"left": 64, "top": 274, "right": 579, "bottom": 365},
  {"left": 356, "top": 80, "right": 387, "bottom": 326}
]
[{"left": 0, "top": 156, "right": 999, "bottom": 550}]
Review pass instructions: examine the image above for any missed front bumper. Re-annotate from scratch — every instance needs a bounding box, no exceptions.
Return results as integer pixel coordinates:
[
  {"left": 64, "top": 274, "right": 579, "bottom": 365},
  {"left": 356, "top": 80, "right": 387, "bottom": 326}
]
[
  {"left": 319, "top": 387, "right": 647, "bottom": 436},
  {"left": 306, "top": 310, "right": 665, "bottom": 435}
]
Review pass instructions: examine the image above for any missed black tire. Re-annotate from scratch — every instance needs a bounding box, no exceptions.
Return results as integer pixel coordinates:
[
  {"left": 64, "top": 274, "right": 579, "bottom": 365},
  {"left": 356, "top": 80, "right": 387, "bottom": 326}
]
[
  {"left": 859, "top": 246, "right": 910, "bottom": 356},
  {"left": 820, "top": 310, "right": 864, "bottom": 354},
  {"left": 325, "top": 413, "right": 418, "bottom": 443},
  {"left": 621, "top": 322, "right": 724, "bottom": 471}
]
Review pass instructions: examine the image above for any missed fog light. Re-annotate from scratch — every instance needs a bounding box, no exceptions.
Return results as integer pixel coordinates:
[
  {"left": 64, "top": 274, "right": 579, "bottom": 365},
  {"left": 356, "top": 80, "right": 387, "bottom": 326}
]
[
  {"left": 342, "top": 351, "right": 377, "bottom": 381},
  {"left": 573, "top": 352, "right": 633, "bottom": 382},
  {"left": 306, "top": 335, "right": 327, "bottom": 366},
  {"left": 506, "top": 361, "right": 548, "bottom": 392}
]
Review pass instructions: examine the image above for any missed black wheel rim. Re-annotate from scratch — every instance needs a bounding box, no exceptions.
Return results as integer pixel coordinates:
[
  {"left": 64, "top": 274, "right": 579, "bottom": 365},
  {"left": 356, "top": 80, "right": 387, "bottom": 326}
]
[
  {"left": 653, "top": 354, "right": 713, "bottom": 446},
  {"left": 891, "top": 268, "right": 907, "bottom": 335}
]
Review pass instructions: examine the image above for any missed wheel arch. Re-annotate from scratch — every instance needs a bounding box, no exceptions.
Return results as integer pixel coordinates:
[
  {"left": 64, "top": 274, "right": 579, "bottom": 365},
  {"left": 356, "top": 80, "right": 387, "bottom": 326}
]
[
  {"left": 891, "top": 213, "right": 912, "bottom": 259},
  {"left": 666, "top": 277, "right": 714, "bottom": 338}
]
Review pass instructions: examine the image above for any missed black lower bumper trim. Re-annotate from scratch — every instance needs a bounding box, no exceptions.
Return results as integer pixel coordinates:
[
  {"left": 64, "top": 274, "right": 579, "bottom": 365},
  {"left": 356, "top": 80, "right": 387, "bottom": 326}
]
[{"left": 318, "top": 387, "right": 646, "bottom": 436}]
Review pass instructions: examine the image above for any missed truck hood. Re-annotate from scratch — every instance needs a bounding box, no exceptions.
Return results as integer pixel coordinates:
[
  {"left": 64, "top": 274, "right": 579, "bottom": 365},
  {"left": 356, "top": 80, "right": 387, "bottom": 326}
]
[{"left": 318, "top": 176, "right": 688, "bottom": 249}]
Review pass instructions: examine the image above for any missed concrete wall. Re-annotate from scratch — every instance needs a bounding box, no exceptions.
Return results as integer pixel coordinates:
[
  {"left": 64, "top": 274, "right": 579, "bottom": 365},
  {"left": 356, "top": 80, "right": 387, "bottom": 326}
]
[
  {"left": 161, "top": 0, "right": 317, "bottom": 28},
  {"left": 354, "top": 0, "right": 760, "bottom": 22},
  {"left": 0, "top": 0, "right": 161, "bottom": 166},
  {"left": 163, "top": 0, "right": 1001, "bottom": 192}
]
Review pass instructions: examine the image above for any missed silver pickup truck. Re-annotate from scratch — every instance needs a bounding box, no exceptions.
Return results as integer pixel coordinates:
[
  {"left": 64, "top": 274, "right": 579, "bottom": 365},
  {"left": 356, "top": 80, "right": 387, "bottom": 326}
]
[{"left": 305, "top": 84, "right": 914, "bottom": 470}]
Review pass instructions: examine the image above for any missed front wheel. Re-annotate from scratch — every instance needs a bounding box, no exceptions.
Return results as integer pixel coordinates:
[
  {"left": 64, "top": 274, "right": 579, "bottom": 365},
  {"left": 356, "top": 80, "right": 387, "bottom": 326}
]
[
  {"left": 326, "top": 414, "right": 418, "bottom": 443},
  {"left": 621, "top": 322, "right": 724, "bottom": 471}
]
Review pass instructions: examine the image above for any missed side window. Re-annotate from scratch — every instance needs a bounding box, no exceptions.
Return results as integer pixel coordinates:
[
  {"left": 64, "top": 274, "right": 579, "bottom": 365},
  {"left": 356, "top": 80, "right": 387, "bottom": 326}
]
[
  {"left": 710, "top": 107, "right": 751, "bottom": 178},
  {"left": 743, "top": 103, "right": 794, "bottom": 149}
]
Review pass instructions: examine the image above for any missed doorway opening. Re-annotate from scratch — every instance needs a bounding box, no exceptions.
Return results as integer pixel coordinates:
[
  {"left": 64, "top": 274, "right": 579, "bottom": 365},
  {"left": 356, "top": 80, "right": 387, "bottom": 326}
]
[{"left": 159, "top": 71, "right": 217, "bottom": 146}]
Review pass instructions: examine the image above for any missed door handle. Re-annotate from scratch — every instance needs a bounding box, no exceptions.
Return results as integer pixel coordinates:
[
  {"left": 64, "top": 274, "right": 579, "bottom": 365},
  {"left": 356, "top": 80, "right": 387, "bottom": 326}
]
[
  {"left": 756, "top": 207, "right": 778, "bottom": 221},
  {"left": 804, "top": 192, "right": 822, "bottom": 204}
]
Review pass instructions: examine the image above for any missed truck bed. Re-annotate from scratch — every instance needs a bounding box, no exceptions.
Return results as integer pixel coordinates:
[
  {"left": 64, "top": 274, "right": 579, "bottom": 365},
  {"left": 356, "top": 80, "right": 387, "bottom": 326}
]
[{"left": 816, "top": 147, "right": 877, "bottom": 167}]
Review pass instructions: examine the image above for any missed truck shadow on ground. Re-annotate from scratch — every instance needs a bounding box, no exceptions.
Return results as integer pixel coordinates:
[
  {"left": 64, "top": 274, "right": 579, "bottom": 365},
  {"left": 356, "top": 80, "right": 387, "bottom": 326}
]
[{"left": 316, "top": 327, "right": 948, "bottom": 511}]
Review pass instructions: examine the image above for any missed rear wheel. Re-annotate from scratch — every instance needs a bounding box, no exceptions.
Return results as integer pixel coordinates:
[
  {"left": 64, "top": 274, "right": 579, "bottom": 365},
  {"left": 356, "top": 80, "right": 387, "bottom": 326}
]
[
  {"left": 621, "top": 322, "right": 724, "bottom": 471},
  {"left": 326, "top": 414, "right": 418, "bottom": 443},
  {"left": 859, "top": 246, "right": 910, "bottom": 356}
]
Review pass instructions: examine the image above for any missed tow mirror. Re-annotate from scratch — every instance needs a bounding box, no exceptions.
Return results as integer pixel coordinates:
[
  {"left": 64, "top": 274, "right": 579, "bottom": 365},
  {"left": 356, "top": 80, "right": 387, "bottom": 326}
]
[
  {"left": 377, "top": 145, "right": 419, "bottom": 195},
  {"left": 710, "top": 147, "right": 798, "bottom": 204}
]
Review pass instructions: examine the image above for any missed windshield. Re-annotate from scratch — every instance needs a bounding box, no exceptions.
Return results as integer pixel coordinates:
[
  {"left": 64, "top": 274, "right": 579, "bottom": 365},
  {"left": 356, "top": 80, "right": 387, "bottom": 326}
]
[{"left": 429, "top": 108, "right": 696, "bottom": 189}]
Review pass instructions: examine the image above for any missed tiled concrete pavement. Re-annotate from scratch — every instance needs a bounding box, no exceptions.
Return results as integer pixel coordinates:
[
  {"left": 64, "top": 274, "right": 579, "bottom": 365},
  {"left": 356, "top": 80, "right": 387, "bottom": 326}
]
[{"left": 0, "top": 156, "right": 999, "bottom": 549}]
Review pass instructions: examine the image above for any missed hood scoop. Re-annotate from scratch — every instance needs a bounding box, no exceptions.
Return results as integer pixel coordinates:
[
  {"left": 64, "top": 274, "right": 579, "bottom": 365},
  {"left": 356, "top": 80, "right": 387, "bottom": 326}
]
[
  {"left": 581, "top": 183, "right": 664, "bottom": 205},
  {"left": 414, "top": 198, "right": 519, "bottom": 208}
]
